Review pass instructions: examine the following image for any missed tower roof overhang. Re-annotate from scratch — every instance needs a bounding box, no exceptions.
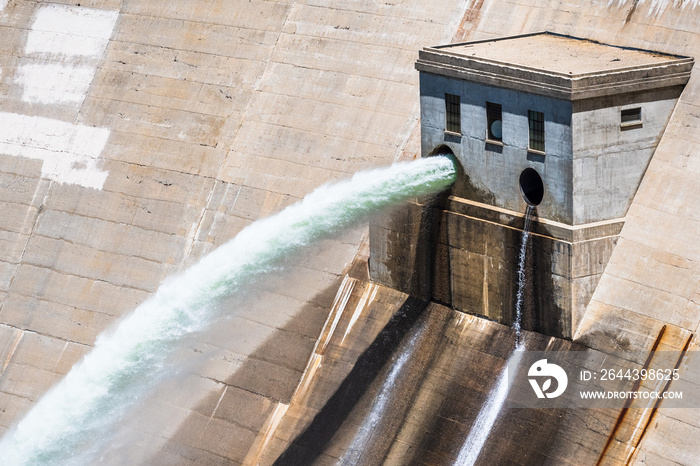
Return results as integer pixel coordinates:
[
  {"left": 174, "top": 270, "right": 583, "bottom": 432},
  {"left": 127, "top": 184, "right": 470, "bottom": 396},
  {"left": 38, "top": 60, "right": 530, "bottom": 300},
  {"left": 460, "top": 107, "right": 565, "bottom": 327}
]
[{"left": 416, "top": 32, "right": 693, "bottom": 100}]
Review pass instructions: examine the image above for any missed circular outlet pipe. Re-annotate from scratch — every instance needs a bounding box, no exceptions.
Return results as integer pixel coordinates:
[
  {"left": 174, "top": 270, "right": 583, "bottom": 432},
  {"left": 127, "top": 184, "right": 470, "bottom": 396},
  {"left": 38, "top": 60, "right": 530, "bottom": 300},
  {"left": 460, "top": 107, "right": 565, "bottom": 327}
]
[
  {"left": 519, "top": 168, "right": 544, "bottom": 206},
  {"left": 428, "top": 145, "right": 460, "bottom": 188}
]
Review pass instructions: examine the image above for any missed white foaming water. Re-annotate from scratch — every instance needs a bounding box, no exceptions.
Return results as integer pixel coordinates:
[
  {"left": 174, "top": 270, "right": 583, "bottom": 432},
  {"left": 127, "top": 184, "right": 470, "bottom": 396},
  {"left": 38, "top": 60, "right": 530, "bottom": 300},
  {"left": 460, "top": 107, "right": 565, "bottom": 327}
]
[
  {"left": 0, "top": 156, "right": 456, "bottom": 465},
  {"left": 339, "top": 322, "right": 426, "bottom": 465},
  {"left": 513, "top": 205, "right": 534, "bottom": 345},
  {"left": 454, "top": 344, "right": 524, "bottom": 466},
  {"left": 454, "top": 205, "right": 534, "bottom": 466}
]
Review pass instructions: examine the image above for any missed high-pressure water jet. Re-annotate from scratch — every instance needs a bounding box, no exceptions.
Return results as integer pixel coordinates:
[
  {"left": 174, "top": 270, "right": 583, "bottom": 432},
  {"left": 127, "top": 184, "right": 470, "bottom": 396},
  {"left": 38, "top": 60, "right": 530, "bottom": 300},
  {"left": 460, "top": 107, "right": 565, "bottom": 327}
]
[{"left": 0, "top": 156, "right": 456, "bottom": 465}]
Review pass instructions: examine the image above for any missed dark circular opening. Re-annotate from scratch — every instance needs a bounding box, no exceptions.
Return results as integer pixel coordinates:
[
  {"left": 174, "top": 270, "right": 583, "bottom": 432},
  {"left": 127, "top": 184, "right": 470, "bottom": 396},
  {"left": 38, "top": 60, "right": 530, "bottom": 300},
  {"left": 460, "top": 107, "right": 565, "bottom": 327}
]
[
  {"left": 427, "top": 145, "right": 460, "bottom": 192},
  {"left": 519, "top": 168, "right": 544, "bottom": 206},
  {"left": 428, "top": 144, "right": 455, "bottom": 158}
]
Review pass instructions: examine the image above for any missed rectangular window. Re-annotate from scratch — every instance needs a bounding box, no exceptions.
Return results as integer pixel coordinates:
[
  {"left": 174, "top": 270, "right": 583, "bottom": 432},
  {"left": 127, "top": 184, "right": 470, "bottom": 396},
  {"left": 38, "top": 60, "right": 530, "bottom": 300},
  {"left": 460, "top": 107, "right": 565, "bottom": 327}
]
[
  {"left": 621, "top": 107, "right": 642, "bottom": 125},
  {"left": 445, "top": 93, "right": 461, "bottom": 134},
  {"left": 486, "top": 102, "right": 502, "bottom": 142},
  {"left": 528, "top": 110, "right": 545, "bottom": 153}
]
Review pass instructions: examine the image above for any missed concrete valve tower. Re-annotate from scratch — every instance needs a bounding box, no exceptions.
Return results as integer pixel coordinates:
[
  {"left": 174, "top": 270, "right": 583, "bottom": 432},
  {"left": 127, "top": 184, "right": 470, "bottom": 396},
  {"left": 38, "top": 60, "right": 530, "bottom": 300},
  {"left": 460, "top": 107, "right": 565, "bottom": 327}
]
[{"left": 370, "top": 32, "right": 693, "bottom": 339}]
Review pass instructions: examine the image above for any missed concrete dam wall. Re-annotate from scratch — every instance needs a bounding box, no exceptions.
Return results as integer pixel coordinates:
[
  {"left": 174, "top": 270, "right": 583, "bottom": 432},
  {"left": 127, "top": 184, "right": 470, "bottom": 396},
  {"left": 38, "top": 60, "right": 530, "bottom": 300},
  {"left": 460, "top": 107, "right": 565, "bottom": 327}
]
[{"left": 0, "top": 0, "right": 699, "bottom": 465}]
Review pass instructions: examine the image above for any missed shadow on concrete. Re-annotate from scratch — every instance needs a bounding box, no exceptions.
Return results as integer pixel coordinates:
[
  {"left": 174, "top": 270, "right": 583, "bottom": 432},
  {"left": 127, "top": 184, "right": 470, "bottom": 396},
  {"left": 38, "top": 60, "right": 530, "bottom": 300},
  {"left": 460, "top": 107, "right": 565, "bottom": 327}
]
[
  {"left": 272, "top": 295, "right": 428, "bottom": 466},
  {"left": 413, "top": 191, "right": 451, "bottom": 304}
]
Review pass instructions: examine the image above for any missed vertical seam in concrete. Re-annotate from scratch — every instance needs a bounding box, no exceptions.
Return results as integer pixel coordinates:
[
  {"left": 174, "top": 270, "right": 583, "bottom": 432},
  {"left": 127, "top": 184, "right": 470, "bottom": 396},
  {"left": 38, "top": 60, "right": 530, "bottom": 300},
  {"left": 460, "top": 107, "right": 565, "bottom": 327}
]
[
  {"left": 51, "top": 340, "right": 70, "bottom": 373},
  {"left": 1, "top": 328, "right": 24, "bottom": 374},
  {"left": 243, "top": 400, "right": 290, "bottom": 466},
  {"left": 625, "top": 332, "right": 694, "bottom": 465},
  {"left": 596, "top": 324, "right": 666, "bottom": 466},
  {"left": 182, "top": 179, "right": 219, "bottom": 261},
  {"left": 213, "top": 2, "right": 296, "bottom": 184},
  {"left": 341, "top": 282, "right": 377, "bottom": 344},
  {"left": 76, "top": 4, "right": 124, "bottom": 125},
  {"left": 205, "top": 385, "right": 228, "bottom": 428},
  {"left": 4, "top": 179, "right": 52, "bottom": 301}
]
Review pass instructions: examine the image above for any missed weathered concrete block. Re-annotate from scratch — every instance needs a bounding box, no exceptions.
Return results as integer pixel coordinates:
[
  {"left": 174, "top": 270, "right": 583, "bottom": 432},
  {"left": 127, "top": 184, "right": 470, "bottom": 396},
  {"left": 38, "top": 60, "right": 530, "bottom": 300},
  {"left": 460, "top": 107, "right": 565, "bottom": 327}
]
[
  {"left": 370, "top": 197, "right": 619, "bottom": 338},
  {"left": 2, "top": 294, "right": 113, "bottom": 346},
  {"left": 450, "top": 247, "right": 485, "bottom": 316}
]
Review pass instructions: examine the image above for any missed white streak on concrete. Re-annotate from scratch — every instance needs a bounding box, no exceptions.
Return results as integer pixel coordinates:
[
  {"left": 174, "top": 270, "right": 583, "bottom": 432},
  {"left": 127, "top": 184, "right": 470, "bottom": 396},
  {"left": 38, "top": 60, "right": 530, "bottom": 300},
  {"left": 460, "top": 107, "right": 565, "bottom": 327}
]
[
  {"left": 606, "top": 0, "right": 699, "bottom": 15},
  {"left": 0, "top": 112, "right": 110, "bottom": 189},
  {"left": 341, "top": 283, "right": 377, "bottom": 344},
  {"left": 454, "top": 345, "right": 525, "bottom": 466},
  {"left": 0, "top": 0, "right": 7, "bottom": 12},
  {"left": 17, "top": 4, "right": 118, "bottom": 106},
  {"left": 27, "top": 4, "right": 118, "bottom": 56},
  {"left": 17, "top": 62, "right": 96, "bottom": 105},
  {"left": 6, "top": 4, "right": 118, "bottom": 188},
  {"left": 26, "top": 30, "right": 111, "bottom": 59},
  {"left": 321, "top": 277, "right": 356, "bottom": 352}
]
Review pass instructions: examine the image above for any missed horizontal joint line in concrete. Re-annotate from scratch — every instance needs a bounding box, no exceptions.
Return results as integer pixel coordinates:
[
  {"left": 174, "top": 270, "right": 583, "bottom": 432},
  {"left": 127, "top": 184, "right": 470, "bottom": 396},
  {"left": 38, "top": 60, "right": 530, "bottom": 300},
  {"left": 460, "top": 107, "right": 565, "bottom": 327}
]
[
  {"left": 290, "top": 3, "right": 453, "bottom": 25},
  {"left": 439, "top": 209, "right": 604, "bottom": 244},
  {"left": 3, "top": 323, "right": 92, "bottom": 349},
  {"left": 26, "top": 261, "right": 156, "bottom": 293},
  {"left": 106, "top": 128, "right": 220, "bottom": 150},
  {"left": 605, "top": 271, "right": 697, "bottom": 304},
  {"left": 106, "top": 158, "right": 223, "bottom": 188},
  {"left": 5, "top": 290, "right": 123, "bottom": 320},
  {"left": 0, "top": 389, "right": 35, "bottom": 404},
  {"left": 100, "top": 61, "right": 260, "bottom": 89},
  {"left": 33, "top": 207, "right": 184, "bottom": 242},
  {"left": 89, "top": 89, "right": 233, "bottom": 121},
  {"left": 118, "top": 10, "right": 289, "bottom": 34},
  {"left": 89, "top": 93, "right": 237, "bottom": 120},
  {"left": 106, "top": 42, "right": 263, "bottom": 65},
  {"left": 446, "top": 195, "right": 626, "bottom": 231},
  {"left": 111, "top": 37, "right": 274, "bottom": 61},
  {"left": 202, "top": 376, "right": 279, "bottom": 403},
  {"left": 274, "top": 58, "right": 414, "bottom": 86},
  {"left": 278, "top": 29, "right": 425, "bottom": 54},
  {"left": 29, "top": 232, "right": 171, "bottom": 266},
  {"left": 258, "top": 85, "right": 412, "bottom": 119},
  {"left": 627, "top": 198, "right": 700, "bottom": 223},
  {"left": 246, "top": 118, "right": 400, "bottom": 149},
  {"left": 10, "top": 263, "right": 153, "bottom": 295}
]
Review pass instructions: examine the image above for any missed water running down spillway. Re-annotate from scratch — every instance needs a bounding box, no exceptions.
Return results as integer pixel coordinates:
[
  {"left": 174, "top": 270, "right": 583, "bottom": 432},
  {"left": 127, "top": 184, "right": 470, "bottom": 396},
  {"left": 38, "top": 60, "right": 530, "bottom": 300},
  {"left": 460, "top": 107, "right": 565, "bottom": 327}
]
[
  {"left": 0, "top": 156, "right": 457, "bottom": 465},
  {"left": 339, "top": 321, "right": 427, "bottom": 465},
  {"left": 454, "top": 205, "right": 534, "bottom": 466}
]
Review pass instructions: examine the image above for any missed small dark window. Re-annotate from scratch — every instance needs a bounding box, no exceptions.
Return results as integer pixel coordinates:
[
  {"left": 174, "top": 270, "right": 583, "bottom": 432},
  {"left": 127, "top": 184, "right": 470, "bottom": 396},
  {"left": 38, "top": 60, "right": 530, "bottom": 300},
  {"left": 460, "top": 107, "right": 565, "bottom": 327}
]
[
  {"left": 528, "top": 110, "right": 545, "bottom": 153},
  {"left": 621, "top": 107, "right": 642, "bottom": 125},
  {"left": 486, "top": 102, "right": 502, "bottom": 142},
  {"left": 445, "top": 93, "right": 461, "bottom": 134}
]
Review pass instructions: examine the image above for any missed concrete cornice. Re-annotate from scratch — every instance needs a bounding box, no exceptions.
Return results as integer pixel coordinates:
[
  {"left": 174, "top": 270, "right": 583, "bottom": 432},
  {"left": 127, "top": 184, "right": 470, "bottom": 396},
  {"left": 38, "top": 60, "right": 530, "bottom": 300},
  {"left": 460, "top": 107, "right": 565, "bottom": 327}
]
[
  {"left": 416, "top": 34, "right": 694, "bottom": 100},
  {"left": 442, "top": 196, "right": 625, "bottom": 243}
]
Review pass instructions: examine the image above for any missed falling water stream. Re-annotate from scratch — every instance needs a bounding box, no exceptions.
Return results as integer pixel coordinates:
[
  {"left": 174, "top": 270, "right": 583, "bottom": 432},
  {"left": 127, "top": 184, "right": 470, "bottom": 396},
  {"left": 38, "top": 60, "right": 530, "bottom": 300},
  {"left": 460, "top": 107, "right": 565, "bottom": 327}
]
[
  {"left": 454, "top": 205, "right": 535, "bottom": 466},
  {"left": 339, "top": 322, "right": 427, "bottom": 465},
  {"left": 0, "top": 156, "right": 457, "bottom": 465},
  {"left": 513, "top": 205, "right": 535, "bottom": 346}
]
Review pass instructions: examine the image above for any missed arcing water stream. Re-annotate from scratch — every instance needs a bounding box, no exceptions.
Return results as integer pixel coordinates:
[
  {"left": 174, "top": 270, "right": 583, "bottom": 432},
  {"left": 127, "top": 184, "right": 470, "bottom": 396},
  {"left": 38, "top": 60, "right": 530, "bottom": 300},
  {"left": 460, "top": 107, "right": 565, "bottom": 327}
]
[
  {"left": 454, "top": 205, "right": 534, "bottom": 466},
  {"left": 0, "top": 156, "right": 456, "bottom": 465}
]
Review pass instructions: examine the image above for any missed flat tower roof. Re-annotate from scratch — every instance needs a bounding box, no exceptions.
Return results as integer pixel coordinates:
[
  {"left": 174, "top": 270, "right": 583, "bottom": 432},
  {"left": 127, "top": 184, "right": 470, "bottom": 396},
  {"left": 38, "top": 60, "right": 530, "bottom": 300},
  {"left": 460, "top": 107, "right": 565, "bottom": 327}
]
[
  {"left": 416, "top": 32, "right": 693, "bottom": 100},
  {"left": 446, "top": 33, "right": 677, "bottom": 75}
]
